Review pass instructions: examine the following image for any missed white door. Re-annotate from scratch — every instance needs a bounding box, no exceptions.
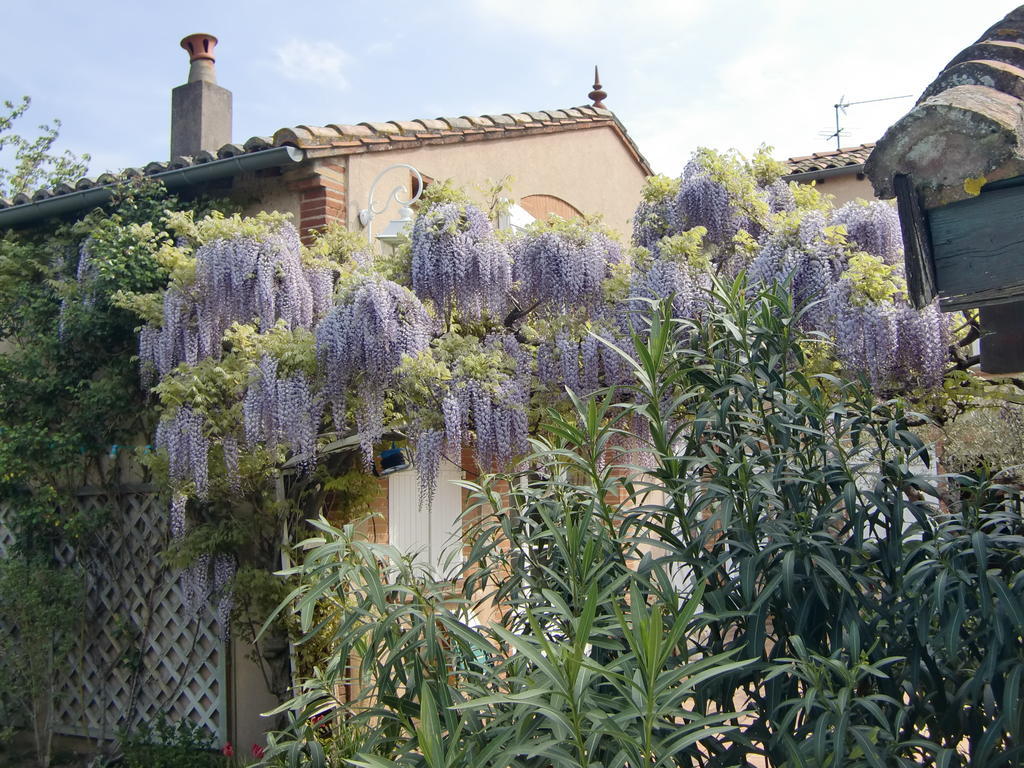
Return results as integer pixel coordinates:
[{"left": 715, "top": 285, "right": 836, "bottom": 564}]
[{"left": 388, "top": 459, "right": 464, "bottom": 575}]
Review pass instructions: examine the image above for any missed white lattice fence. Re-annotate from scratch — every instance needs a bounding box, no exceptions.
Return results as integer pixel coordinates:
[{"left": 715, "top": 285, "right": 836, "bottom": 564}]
[{"left": 0, "top": 486, "right": 226, "bottom": 743}]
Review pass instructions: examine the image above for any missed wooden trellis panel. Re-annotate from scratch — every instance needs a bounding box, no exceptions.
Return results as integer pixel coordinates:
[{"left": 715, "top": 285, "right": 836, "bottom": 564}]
[{"left": 0, "top": 486, "right": 226, "bottom": 743}]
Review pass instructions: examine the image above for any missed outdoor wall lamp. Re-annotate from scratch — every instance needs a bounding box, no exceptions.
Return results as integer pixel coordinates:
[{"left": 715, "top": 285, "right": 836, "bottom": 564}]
[
  {"left": 377, "top": 442, "right": 410, "bottom": 476},
  {"left": 359, "top": 163, "right": 424, "bottom": 246}
]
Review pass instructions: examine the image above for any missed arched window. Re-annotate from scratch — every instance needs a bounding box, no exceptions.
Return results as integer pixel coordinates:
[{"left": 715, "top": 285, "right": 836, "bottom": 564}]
[{"left": 519, "top": 194, "right": 582, "bottom": 221}]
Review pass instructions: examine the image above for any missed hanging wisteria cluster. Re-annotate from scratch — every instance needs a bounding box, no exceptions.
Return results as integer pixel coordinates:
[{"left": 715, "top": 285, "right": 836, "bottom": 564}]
[
  {"left": 634, "top": 151, "right": 952, "bottom": 394},
  {"left": 535, "top": 326, "right": 631, "bottom": 398},
  {"left": 823, "top": 202, "right": 949, "bottom": 391},
  {"left": 316, "top": 276, "right": 432, "bottom": 463},
  {"left": 747, "top": 211, "right": 847, "bottom": 331},
  {"left": 243, "top": 354, "right": 322, "bottom": 474},
  {"left": 630, "top": 256, "right": 710, "bottom": 326},
  {"left": 170, "top": 492, "right": 236, "bottom": 630},
  {"left": 512, "top": 224, "right": 623, "bottom": 311},
  {"left": 139, "top": 222, "right": 332, "bottom": 381},
  {"left": 831, "top": 200, "right": 904, "bottom": 265},
  {"left": 632, "top": 186, "right": 678, "bottom": 254},
  {"left": 410, "top": 202, "right": 511, "bottom": 320},
  {"left": 155, "top": 405, "right": 209, "bottom": 498},
  {"left": 830, "top": 276, "right": 950, "bottom": 393},
  {"left": 763, "top": 178, "right": 797, "bottom": 214},
  {"left": 181, "top": 549, "right": 236, "bottom": 631},
  {"left": 674, "top": 152, "right": 754, "bottom": 246},
  {"left": 445, "top": 333, "right": 531, "bottom": 470}
]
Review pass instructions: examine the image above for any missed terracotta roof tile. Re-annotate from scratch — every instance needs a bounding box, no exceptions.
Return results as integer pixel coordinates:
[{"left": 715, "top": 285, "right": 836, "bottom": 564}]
[
  {"left": 414, "top": 118, "right": 448, "bottom": 132},
  {"left": 784, "top": 143, "right": 875, "bottom": 175},
  {"left": 243, "top": 136, "right": 273, "bottom": 152},
  {"left": 217, "top": 143, "right": 247, "bottom": 158},
  {"left": 325, "top": 124, "right": 374, "bottom": 139},
  {"left": 359, "top": 121, "right": 399, "bottom": 135},
  {"left": 272, "top": 127, "right": 310, "bottom": 146},
  {"left": 484, "top": 114, "right": 515, "bottom": 126},
  {"left": 440, "top": 116, "right": 473, "bottom": 130},
  {"left": 389, "top": 120, "right": 423, "bottom": 134}
]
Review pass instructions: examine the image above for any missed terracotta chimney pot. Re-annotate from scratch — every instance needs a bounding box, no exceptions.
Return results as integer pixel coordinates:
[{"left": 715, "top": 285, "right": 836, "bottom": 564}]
[{"left": 180, "top": 33, "right": 219, "bottom": 83}]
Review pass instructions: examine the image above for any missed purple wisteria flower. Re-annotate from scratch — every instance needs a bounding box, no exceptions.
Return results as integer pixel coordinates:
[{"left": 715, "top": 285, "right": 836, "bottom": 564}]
[
  {"left": 831, "top": 201, "right": 903, "bottom": 265},
  {"left": 316, "top": 277, "right": 432, "bottom": 465},
  {"left": 512, "top": 227, "right": 622, "bottom": 312},
  {"left": 410, "top": 202, "right": 511, "bottom": 319},
  {"left": 139, "top": 223, "right": 332, "bottom": 384}
]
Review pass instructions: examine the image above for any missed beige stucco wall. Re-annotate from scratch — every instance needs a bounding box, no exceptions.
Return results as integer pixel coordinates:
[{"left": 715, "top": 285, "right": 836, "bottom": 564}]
[
  {"left": 346, "top": 125, "right": 648, "bottom": 239},
  {"left": 802, "top": 172, "right": 876, "bottom": 206},
  {"left": 230, "top": 636, "right": 281, "bottom": 753},
  {"left": 234, "top": 171, "right": 303, "bottom": 222}
]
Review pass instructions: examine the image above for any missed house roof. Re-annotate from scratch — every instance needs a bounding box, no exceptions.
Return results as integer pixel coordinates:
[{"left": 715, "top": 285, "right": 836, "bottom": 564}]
[
  {"left": 784, "top": 144, "right": 875, "bottom": 176},
  {"left": 0, "top": 104, "right": 651, "bottom": 220}
]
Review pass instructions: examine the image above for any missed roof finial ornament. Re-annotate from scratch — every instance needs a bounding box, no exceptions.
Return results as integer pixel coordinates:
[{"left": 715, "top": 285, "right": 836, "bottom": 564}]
[{"left": 588, "top": 66, "right": 607, "bottom": 109}]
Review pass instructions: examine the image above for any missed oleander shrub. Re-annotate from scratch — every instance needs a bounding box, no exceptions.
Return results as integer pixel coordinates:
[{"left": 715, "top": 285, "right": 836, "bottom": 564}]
[{"left": 261, "top": 282, "right": 1024, "bottom": 768}]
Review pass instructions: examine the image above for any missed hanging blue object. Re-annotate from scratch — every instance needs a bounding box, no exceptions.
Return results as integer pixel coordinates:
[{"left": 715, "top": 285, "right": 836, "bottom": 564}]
[{"left": 379, "top": 443, "right": 410, "bottom": 476}]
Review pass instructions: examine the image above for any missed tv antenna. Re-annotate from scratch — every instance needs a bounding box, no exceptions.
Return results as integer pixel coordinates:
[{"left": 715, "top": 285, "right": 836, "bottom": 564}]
[{"left": 823, "top": 94, "right": 913, "bottom": 150}]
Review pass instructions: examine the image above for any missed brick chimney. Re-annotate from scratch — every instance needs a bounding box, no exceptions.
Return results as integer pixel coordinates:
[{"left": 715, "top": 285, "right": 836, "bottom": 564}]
[{"left": 170, "top": 33, "right": 232, "bottom": 159}]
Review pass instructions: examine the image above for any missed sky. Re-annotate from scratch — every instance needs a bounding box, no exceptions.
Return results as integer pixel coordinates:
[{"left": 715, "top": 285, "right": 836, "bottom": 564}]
[{"left": 1, "top": 0, "right": 1019, "bottom": 179}]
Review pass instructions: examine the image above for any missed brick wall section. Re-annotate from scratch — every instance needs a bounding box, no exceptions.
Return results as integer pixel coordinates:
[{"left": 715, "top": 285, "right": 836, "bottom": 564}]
[
  {"left": 290, "top": 160, "right": 347, "bottom": 244},
  {"left": 352, "top": 476, "right": 390, "bottom": 544}
]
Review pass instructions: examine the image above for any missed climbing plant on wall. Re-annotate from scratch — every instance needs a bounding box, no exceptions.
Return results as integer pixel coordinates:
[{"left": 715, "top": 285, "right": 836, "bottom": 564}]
[{"left": 123, "top": 149, "right": 983, "bottom": 592}]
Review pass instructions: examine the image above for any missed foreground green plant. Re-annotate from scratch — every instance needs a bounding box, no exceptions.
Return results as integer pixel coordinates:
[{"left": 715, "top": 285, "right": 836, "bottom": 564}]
[
  {"left": 625, "top": 281, "right": 1024, "bottom": 766},
  {"left": 0, "top": 555, "right": 85, "bottom": 768},
  {"left": 118, "top": 714, "right": 224, "bottom": 768},
  {"left": 263, "top": 281, "right": 1024, "bottom": 767}
]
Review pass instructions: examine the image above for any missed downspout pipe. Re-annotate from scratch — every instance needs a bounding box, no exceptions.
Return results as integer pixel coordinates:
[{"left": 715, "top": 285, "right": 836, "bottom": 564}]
[{"left": 0, "top": 145, "right": 305, "bottom": 229}]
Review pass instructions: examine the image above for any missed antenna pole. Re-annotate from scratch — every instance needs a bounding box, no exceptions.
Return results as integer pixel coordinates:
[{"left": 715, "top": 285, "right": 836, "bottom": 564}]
[
  {"left": 834, "top": 102, "right": 842, "bottom": 150},
  {"left": 826, "top": 94, "right": 913, "bottom": 150}
]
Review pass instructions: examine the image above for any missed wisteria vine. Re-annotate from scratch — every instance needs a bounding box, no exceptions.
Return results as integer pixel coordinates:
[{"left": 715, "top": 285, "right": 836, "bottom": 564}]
[{"left": 130, "top": 152, "right": 963, "bottom": 602}]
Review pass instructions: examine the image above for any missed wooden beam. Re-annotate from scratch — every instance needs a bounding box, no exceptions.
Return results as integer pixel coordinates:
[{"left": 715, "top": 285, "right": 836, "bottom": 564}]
[
  {"left": 930, "top": 178, "right": 1024, "bottom": 310},
  {"left": 894, "top": 174, "right": 937, "bottom": 309}
]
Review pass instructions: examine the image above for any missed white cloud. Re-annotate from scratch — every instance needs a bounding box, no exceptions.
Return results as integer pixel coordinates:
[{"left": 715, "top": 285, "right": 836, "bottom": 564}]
[{"left": 273, "top": 39, "right": 352, "bottom": 89}]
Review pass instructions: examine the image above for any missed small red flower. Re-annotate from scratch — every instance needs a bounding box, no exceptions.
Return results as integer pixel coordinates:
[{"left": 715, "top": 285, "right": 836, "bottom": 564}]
[
  {"left": 251, "top": 743, "right": 265, "bottom": 759},
  {"left": 221, "top": 741, "right": 234, "bottom": 757}
]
